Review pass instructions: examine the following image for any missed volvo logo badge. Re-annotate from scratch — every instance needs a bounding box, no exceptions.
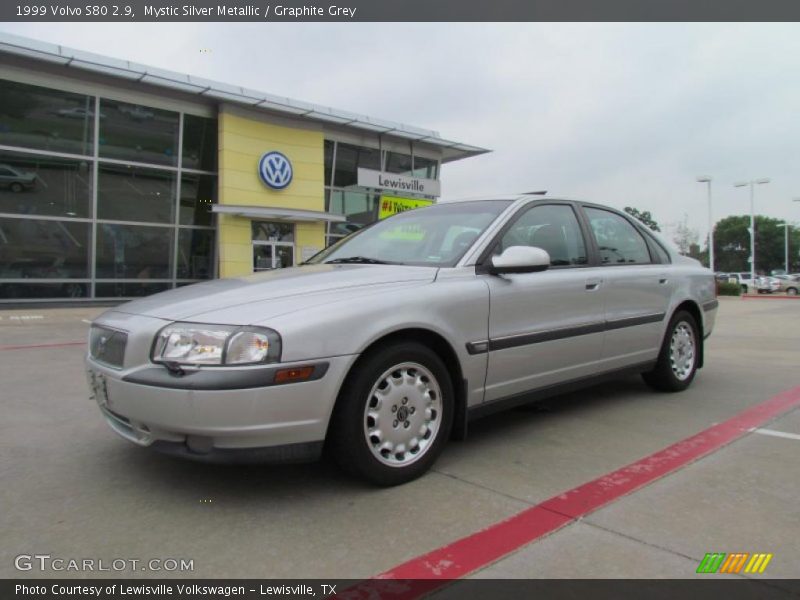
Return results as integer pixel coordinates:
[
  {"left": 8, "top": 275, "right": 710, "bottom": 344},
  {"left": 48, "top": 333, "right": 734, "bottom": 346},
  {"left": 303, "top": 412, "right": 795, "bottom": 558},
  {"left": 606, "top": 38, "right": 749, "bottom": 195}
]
[{"left": 258, "top": 151, "right": 293, "bottom": 190}]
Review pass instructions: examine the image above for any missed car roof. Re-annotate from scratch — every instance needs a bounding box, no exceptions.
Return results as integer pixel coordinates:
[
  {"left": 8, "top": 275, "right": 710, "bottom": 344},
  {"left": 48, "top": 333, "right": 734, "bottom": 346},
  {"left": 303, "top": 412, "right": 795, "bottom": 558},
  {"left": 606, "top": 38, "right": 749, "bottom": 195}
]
[{"left": 438, "top": 194, "right": 584, "bottom": 203}]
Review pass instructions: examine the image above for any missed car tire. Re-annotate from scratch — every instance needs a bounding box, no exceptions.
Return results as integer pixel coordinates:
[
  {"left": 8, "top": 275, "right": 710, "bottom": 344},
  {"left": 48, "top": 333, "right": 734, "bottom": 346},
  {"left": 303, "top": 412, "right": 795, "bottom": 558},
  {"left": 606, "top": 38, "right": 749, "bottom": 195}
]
[
  {"left": 329, "top": 341, "right": 454, "bottom": 486},
  {"left": 10, "top": 182, "right": 23, "bottom": 193},
  {"left": 787, "top": 287, "right": 798, "bottom": 296},
  {"left": 741, "top": 285, "right": 748, "bottom": 294},
  {"left": 642, "top": 310, "right": 700, "bottom": 393}
]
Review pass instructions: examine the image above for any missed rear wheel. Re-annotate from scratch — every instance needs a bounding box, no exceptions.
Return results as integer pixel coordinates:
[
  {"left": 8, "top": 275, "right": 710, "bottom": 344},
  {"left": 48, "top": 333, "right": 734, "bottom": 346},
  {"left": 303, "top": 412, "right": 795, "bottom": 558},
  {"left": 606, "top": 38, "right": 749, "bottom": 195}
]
[
  {"left": 329, "top": 342, "right": 453, "bottom": 486},
  {"left": 787, "top": 287, "right": 798, "bottom": 296},
  {"left": 10, "top": 182, "right": 23, "bottom": 193},
  {"left": 642, "top": 310, "right": 699, "bottom": 392}
]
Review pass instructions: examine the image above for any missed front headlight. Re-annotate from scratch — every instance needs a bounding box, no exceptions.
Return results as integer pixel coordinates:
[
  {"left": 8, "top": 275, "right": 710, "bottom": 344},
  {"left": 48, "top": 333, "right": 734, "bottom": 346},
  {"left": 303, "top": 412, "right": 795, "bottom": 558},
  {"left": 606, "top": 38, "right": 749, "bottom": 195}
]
[{"left": 152, "top": 323, "right": 281, "bottom": 366}]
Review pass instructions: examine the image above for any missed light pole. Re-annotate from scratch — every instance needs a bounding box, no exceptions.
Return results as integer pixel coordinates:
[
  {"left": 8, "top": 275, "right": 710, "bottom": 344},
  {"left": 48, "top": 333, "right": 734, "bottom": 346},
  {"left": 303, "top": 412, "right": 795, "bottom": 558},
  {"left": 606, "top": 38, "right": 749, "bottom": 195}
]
[
  {"left": 733, "top": 178, "right": 770, "bottom": 284},
  {"left": 776, "top": 222, "right": 789, "bottom": 274},
  {"left": 696, "top": 176, "right": 713, "bottom": 271}
]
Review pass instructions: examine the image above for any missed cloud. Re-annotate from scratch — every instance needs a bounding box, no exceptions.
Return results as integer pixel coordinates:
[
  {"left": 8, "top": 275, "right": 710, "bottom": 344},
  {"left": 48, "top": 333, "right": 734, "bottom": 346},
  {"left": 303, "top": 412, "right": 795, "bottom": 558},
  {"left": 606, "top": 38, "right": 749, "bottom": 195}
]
[{"left": 2, "top": 21, "right": 799, "bottom": 242}]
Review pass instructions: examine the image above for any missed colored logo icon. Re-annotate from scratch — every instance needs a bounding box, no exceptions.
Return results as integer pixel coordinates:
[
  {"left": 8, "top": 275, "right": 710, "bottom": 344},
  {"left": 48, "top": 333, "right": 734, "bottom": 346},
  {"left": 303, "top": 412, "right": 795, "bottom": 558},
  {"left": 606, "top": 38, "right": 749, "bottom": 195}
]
[
  {"left": 259, "top": 151, "right": 293, "bottom": 190},
  {"left": 696, "top": 552, "right": 773, "bottom": 574}
]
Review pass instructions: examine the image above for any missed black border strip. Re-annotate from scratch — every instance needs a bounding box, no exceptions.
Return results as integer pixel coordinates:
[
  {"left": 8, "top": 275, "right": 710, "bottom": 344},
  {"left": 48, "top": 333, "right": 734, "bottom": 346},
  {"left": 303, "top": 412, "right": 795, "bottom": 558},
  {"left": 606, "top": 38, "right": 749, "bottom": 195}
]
[
  {"left": 4, "top": 1, "right": 800, "bottom": 22},
  {"left": 467, "top": 312, "right": 665, "bottom": 354},
  {"left": 703, "top": 299, "right": 720, "bottom": 311}
]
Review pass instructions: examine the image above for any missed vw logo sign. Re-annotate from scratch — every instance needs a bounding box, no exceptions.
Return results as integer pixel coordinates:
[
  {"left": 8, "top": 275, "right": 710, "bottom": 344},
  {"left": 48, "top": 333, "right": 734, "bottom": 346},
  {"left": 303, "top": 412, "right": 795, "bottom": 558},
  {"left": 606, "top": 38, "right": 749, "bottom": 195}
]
[{"left": 259, "top": 151, "right": 293, "bottom": 190}]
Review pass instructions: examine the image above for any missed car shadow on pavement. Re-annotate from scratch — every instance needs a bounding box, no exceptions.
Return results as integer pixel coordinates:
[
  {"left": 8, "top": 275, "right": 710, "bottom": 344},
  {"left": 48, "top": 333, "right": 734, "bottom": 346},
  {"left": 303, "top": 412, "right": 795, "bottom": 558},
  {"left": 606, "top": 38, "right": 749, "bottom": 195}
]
[{"left": 462, "top": 375, "right": 651, "bottom": 443}]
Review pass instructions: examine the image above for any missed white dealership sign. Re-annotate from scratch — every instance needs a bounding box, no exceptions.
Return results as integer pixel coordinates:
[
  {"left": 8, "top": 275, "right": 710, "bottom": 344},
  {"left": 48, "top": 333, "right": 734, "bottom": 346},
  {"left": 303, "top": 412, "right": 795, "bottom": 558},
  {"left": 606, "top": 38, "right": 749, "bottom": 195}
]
[{"left": 357, "top": 168, "right": 441, "bottom": 197}]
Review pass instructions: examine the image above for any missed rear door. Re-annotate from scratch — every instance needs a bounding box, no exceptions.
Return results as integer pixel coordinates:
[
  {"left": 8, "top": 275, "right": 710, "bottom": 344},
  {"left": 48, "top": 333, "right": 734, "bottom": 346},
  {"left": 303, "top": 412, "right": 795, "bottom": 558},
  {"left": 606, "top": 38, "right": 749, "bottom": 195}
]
[
  {"left": 580, "top": 205, "right": 673, "bottom": 372},
  {"left": 481, "top": 202, "right": 606, "bottom": 402}
]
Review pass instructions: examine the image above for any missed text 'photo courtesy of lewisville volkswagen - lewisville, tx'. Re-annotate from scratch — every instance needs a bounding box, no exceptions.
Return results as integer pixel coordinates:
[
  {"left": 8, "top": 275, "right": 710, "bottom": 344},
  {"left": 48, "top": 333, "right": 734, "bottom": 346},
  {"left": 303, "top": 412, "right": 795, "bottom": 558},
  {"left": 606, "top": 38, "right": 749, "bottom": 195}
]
[{"left": 1, "top": 7, "right": 800, "bottom": 599}]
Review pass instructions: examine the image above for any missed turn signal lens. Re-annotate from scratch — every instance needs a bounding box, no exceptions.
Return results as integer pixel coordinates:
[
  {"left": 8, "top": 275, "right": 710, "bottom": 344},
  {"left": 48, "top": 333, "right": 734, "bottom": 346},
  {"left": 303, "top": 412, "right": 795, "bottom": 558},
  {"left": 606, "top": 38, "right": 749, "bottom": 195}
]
[
  {"left": 226, "top": 331, "right": 271, "bottom": 364},
  {"left": 274, "top": 366, "right": 315, "bottom": 384}
]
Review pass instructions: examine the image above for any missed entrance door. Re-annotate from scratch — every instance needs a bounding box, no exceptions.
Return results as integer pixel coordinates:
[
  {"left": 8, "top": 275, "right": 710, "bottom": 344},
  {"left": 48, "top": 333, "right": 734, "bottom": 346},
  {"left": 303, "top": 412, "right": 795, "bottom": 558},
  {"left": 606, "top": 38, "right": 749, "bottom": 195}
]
[{"left": 251, "top": 221, "right": 295, "bottom": 271}]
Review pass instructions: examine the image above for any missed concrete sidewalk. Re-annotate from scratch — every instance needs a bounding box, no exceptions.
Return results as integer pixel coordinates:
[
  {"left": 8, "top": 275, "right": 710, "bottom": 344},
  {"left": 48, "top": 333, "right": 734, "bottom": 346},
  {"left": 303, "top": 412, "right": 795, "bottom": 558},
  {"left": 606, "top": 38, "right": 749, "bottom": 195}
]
[{"left": 469, "top": 406, "right": 800, "bottom": 579}]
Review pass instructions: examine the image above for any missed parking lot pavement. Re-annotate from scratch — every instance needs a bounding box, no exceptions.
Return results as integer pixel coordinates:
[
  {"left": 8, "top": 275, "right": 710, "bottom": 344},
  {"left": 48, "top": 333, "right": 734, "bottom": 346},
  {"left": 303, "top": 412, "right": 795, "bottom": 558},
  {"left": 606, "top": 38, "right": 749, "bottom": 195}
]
[
  {"left": 1, "top": 297, "right": 798, "bottom": 580},
  {"left": 469, "top": 407, "right": 800, "bottom": 580}
]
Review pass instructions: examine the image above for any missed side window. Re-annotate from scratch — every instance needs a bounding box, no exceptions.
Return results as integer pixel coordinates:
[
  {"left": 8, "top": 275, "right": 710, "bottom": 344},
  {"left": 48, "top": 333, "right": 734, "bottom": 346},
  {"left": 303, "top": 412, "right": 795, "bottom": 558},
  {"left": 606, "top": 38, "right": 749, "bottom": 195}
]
[
  {"left": 495, "top": 204, "right": 588, "bottom": 267},
  {"left": 584, "top": 207, "right": 652, "bottom": 265},
  {"left": 646, "top": 234, "right": 671, "bottom": 264}
]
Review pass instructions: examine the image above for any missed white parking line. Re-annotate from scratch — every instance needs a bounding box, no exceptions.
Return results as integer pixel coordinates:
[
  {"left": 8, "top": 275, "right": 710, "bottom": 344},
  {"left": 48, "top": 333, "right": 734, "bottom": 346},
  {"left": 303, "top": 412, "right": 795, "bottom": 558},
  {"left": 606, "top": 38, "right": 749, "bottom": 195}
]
[{"left": 750, "top": 428, "right": 800, "bottom": 441}]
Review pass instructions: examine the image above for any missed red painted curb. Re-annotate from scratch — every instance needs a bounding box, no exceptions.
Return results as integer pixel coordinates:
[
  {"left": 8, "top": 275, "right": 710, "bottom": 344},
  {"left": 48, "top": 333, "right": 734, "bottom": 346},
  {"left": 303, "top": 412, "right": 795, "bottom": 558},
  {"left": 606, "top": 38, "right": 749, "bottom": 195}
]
[
  {"left": 740, "top": 295, "right": 800, "bottom": 300},
  {"left": 342, "top": 384, "right": 800, "bottom": 598},
  {"left": 0, "top": 341, "right": 86, "bottom": 351}
]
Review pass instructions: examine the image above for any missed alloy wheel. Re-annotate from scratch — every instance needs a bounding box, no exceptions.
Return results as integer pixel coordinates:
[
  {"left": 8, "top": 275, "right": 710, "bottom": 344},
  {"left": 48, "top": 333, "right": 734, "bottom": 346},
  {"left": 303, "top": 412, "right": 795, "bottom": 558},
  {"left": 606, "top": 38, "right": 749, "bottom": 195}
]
[{"left": 363, "top": 362, "right": 442, "bottom": 467}]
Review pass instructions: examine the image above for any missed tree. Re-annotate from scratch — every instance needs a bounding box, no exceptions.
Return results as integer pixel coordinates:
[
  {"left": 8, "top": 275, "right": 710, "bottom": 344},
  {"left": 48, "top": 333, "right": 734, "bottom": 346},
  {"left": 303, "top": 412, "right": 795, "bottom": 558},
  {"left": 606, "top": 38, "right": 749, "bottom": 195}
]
[
  {"left": 712, "top": 215, "right": 800, "bottom": 274},
  {"left": 623, "top": 207, "right": 660, "bottom": 232},
  {"left": 672, "top": 214, "right": 699, "bottom": 256}
]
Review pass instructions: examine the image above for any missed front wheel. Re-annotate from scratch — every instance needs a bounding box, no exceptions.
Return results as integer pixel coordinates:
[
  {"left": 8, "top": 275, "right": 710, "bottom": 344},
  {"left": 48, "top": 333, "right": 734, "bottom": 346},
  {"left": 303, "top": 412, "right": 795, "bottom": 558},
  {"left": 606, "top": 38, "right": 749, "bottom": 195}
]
[
  {"left": 642, "top": 311, "right": 700, "bottom": 392},
  {"left": 787, "top": 287, "right": 798, "bottom": 296},
  {"left": 329, "top": 342, "right": 453, "bottom": 486}
]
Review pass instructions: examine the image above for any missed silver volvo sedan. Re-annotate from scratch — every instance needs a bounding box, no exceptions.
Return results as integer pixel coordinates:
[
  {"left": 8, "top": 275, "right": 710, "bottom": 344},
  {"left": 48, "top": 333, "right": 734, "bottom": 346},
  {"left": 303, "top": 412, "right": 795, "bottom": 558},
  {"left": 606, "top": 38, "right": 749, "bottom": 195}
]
[{"left": 85, "top": 196, "right": 718, "bottom": 485}]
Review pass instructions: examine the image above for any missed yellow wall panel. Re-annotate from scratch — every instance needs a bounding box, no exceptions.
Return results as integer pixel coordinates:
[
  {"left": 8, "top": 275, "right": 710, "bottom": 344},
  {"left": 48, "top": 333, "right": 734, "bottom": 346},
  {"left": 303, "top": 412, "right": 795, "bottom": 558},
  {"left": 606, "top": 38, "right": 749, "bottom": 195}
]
[
  {"left": 220, "top": 134, "right": 324, "bottom": 159},
  {"left": 217, "top": 107, "right": 327, "bottom": 278}
]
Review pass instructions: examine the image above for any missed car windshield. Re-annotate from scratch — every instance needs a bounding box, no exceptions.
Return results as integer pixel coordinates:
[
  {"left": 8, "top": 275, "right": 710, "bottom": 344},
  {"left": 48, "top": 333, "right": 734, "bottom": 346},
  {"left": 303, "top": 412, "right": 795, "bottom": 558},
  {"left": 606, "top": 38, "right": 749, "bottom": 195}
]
[{"left": 307, "top": 200, "right": 513, "bottom": 267}]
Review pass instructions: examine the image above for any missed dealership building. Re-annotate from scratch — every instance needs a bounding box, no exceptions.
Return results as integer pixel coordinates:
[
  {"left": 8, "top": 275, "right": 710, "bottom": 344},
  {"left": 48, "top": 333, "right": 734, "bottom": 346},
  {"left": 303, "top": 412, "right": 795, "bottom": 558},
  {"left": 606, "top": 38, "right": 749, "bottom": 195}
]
[{"left": 0, "top": 33, "right": 488, "bottom": 302}]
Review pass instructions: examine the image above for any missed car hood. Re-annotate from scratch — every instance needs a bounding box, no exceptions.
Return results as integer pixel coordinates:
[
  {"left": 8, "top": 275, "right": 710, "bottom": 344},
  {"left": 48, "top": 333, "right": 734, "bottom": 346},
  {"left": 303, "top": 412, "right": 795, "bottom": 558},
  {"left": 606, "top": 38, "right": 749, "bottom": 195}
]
[{"left": 111, "top": 264, "right": 437, "bottom": 323}]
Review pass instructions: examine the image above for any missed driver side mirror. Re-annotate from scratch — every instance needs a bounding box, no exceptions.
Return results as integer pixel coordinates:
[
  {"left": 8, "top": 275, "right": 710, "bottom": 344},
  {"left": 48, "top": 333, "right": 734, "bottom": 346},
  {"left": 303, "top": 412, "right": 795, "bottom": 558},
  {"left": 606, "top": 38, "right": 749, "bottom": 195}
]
[{"left": 488, "top": 246, "right": 551, "bottom": 275}]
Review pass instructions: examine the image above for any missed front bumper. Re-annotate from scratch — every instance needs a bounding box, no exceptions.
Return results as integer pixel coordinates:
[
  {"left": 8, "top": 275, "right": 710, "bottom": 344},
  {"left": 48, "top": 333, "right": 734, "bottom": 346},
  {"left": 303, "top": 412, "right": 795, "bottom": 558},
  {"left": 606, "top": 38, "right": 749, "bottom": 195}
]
[{"left": 86, "top": 353, "right": 357, "bottom": 462}]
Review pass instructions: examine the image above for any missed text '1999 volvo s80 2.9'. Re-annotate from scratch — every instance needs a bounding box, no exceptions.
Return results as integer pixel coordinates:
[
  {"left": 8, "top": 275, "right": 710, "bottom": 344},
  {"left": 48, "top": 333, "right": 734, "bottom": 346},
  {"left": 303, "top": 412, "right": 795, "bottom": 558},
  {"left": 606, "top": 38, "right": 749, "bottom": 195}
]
[{"left": 86, "top": 196, "right": 718, "bottom": 485}]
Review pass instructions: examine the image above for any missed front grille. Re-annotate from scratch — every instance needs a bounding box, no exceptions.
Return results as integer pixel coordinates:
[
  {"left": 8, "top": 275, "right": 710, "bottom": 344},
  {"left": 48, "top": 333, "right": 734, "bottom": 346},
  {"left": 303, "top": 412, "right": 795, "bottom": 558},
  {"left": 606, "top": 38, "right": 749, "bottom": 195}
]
[{"left": 89, "top": 325, "right": 128, "bottom": 369}]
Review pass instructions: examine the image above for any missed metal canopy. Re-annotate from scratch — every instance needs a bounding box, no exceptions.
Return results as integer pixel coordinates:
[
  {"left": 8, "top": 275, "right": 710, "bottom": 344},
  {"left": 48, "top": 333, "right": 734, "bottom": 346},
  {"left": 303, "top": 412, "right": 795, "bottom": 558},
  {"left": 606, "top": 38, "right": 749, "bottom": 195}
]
[
  {"left": 0, "top": 33, "right": 491, "bottom": 163},
  {"left": 211, "top": 205, "right": 346, "bottom": 223}
]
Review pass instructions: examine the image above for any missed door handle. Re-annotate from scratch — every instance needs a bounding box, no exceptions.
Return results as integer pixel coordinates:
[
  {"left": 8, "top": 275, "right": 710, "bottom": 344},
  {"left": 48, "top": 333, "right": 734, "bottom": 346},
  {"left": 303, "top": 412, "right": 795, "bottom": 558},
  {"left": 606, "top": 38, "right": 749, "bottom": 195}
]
[
  {"left": 585, "top": 278, "right": 602, "bottom": 291},
  {"left": 658, "top": 276, "right": 669, "bottom": 285}
]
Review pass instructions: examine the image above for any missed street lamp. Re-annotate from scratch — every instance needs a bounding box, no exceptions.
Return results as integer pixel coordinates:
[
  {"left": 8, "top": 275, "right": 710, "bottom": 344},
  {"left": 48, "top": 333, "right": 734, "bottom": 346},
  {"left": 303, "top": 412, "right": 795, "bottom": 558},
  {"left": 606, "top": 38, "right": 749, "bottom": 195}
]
[
  {"left": 696, "top": 176, "right": 713, "bottom": 271},
  {"left": 776, "top": 222, "right": 789, "bottom": 274},
  {"left": 733, "top": 178, "right": 770, "bottom": 285}
]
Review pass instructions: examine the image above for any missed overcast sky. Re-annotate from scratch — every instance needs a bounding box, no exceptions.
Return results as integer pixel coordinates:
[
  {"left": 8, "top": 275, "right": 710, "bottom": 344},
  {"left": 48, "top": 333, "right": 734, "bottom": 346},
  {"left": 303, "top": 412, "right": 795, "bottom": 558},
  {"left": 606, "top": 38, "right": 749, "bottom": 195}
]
[{"left": 2, "top": 22, "right": 799, "bottom": 243}]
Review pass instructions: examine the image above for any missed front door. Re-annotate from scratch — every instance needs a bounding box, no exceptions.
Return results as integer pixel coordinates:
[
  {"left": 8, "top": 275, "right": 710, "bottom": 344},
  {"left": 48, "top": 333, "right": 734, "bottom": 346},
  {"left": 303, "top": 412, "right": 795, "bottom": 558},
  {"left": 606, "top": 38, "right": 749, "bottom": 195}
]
[
  {"left": 252, "top": 221, "right": 295, "bottom": 271},
  {"left": 483, "top": 203, "right": 606, "bottom": 402}
]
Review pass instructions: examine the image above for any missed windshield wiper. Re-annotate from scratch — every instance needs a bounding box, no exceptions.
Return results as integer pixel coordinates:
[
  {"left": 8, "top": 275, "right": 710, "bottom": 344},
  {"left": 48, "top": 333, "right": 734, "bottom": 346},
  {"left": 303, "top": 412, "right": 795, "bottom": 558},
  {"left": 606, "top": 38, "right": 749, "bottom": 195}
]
[{"left": 324, "top": 256, "right": 399, "bottom": 265}]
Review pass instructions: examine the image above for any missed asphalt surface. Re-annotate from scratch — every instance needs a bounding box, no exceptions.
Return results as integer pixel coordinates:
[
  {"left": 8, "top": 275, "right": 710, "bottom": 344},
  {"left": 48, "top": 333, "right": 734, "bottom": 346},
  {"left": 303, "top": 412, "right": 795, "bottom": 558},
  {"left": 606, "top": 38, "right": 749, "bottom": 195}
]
[{"left": 1, "top": 297, "right": 798, "bottom": 580}]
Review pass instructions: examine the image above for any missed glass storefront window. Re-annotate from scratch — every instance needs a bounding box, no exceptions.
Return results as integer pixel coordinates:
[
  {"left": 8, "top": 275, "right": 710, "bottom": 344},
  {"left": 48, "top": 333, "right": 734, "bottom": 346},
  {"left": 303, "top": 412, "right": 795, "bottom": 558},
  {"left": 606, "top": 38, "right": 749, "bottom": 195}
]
[
  {"left": 0, "top": 78, "right": 219, "bottom": 302},
  {"left": 385, "top": 151, "right": 413, "bottom": 175},
  {"left": 252, "top": 221, "right": 294, "bottom": 242},
  {"left": 412, "top": 156, "right": 438, "bottom": 180},
  {"left": 0, "top": 217, "right": 91, "bottom": 279},
  {"left": 326, "top": 190, "right": 379, "bottom": 238},
  {"left": 98, "top": 99, "right": 179, "bottom": 167},
  {"left": 96, "top": 223, "right": 173, "bottom": 279},
  {"left": 177, "top": 229, "right": 214, "bottom": 279},
  {"left": 0, "top": 79, "right": 95, "bottom": 156},
  {"left": 95, "top": 282, "right": 171, "bottom": 298},
  {"left": 97, "top": 163, "right": 176, "bottom": 224},
  {"left": 0, "top": 150, "right": 92, "bottom": 218},
  {"left": 0, "top": 282, "right": 89, "bottom": 300},
  {"left": 182, "top": 114, "right": 217, "bottom": 171},
  {"left": 333, "top": 142, "right": 380, "bottom": 187},
  {"left": 179, "top": 173, "right": 216, "bottom": 226},
  {"left": 324, "top": 140, "right": 334, "bottom": 187}
]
